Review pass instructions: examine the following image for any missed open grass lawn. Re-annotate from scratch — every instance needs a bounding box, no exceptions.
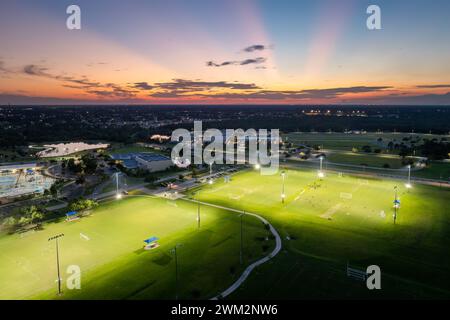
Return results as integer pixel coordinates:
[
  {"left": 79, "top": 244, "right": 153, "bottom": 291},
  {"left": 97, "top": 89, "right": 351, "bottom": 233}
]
[
  {"left": 413, "top": 161, "right": 450, "bottom": 181},
  {"left": 285, "top": 132, "right": 449, "bottom": 152},
  {"left": 326, "top": 152, "right": 405, "bottom": 169},
  {"left": 0, "top": 196, "right": 273, "bottom": 300},
  {"left": 192, "top": 168, "right": 450, "bottom": 299}
]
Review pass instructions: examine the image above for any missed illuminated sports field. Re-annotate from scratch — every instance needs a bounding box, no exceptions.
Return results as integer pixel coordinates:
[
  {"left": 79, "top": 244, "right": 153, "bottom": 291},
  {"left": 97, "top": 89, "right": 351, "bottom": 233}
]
[
  {"left": 191, "top": 168, "right": 450, "bottom": 299},
  {"left": 0, "top": 196, "right": 274, "bottom": 300}
]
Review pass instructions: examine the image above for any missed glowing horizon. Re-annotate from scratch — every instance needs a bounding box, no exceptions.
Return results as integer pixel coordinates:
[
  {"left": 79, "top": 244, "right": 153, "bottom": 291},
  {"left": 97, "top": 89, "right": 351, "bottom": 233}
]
[{"left": 1, "top": 0, "right": 450, "bottom": 105}]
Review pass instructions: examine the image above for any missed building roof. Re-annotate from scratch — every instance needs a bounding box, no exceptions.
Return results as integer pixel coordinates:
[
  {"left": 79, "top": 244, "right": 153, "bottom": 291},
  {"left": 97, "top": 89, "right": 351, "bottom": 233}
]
[
  {"left": 0, "top": 163, "right": 38, "bottom": 172},
  {"left": 111, "top": 153, "right": 171, "bottom": 169}
]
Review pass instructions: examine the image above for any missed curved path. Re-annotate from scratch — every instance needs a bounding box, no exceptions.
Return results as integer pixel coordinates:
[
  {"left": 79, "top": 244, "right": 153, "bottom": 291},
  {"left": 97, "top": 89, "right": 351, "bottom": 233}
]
[{"left": 182, "top": 198, "right": 282, "bottom": 300}]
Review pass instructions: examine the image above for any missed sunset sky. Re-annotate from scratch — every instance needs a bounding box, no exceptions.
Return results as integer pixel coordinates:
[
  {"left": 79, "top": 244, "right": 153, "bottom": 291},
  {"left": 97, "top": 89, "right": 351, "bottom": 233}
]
[{"left": 1, "top": 0, "right": 450, "bottom": 105}]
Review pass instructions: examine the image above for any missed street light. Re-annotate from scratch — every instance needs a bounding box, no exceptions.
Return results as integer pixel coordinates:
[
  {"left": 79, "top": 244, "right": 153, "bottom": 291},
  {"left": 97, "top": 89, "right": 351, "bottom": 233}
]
[
  {"left": 393, "top": 186, "right": 399, "bottom": 224},
  {"left": 170, "top": 243, "right": 183, "bottom": 300},
  {"left": 281, "top": 170, "right": 286, "bottom": 203},
  {"left": 318, "top": 156, "right": 325, "bottom": 178},
  {"left": 405, "top": 165, "right": 412, "bottom": 189},
  {"left": 115, "top": 172, "right": 122, "bottom": 199},
  {"left": 239, "top": 212, "right": 245, "bottom": 265},
  {"left": 193, "top": 192, "right": 201, "bottom": 229},
  {"left": 48, "top": 233, "right": 64, "bottom": 295}
]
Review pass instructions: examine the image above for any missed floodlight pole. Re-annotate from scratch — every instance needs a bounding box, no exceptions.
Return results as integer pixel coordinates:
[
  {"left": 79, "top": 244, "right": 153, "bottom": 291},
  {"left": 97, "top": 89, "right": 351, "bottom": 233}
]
[
  {"left": 240, "top": 212, "right": 245, "bottom": 265},
  {"left": 116, "top": 172, "right": 119, "bottom": 194},
  {"left": 394, "top": 186, "right": 398, "bottom": 224},
  {"left": 48, "top": 233, "right": 64, "bottom": 295},
  {"left": 407, "top": 165, "right": 411, "bottom": 185},
  {"left": 197, "top": 201, "right": 201, "bottom": 230},
  {"left": 171, "top": 244, "right": 182, "bottom": 300}
]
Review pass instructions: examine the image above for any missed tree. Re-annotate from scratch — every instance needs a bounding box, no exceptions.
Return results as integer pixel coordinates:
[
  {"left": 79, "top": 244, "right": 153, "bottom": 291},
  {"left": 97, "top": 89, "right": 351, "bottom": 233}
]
[
  {"left": 69, "top": 198, "right": 98, "bottom": 212},
  {"left": 82, "top": 154, "right": 98, "bottom": 174},
  {"left": 2, "top": 217, "right": 18, "bottom": 233}
]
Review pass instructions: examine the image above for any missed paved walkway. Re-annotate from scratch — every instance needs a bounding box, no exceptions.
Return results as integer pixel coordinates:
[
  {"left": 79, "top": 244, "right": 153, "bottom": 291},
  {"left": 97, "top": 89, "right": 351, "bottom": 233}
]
[{"left": 182, "top": 198, "right": 282, "bottom": 300}]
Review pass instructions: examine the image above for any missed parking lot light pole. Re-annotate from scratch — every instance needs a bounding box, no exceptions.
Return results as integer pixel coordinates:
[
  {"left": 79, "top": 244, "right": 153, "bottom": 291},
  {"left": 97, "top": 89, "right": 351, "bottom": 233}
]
[{"left": 48, "top": 233, "right": 64, "bottom": 295}]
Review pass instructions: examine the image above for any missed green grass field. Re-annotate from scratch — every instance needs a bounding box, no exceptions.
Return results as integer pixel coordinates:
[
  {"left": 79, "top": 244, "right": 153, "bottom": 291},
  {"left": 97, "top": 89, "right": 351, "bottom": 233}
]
[
  {"left": 191, "top": 168, "right": 450, "bottom": 299},
  {"left": 284, "top": 132, "right": 449, "bottom": 152},
  {"left": 326, "top": 152, "right": 405, "bottom": 168},
  {"left": 0, "top": 196, "right": 273, "bottom": 300}
]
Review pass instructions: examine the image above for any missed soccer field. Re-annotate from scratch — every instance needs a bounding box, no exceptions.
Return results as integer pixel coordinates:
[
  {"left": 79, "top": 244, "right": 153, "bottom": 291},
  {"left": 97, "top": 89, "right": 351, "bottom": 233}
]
[
  {"left": 191, "top": 168, "right": 450, "bottom": 299},
  {"left": 0, "top": 196, "right": 274, "bottom": 300}
]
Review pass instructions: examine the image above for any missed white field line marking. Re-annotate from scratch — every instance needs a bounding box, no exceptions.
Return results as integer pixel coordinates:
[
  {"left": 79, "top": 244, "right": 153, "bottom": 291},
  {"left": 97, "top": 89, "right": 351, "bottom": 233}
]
[
  {"left": 294, "top": 189, "right": 306, "bottom": 201},
  {"left": 320, "top": 203, "right": 342, "bottom": 219}
]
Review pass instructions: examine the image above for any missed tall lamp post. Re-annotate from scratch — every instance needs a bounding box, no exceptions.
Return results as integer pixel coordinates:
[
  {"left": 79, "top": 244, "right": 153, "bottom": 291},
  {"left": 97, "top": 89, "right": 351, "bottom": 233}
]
[
  {"left": 48, "top": 233, "right": 64, "bottom": 295},
  {"left": 170, "top": 244, "right": 183, "bottom": 300},
  {"left": 115, "top": 172, "right": 122, "bottom": 199},
  {"left": 281, "top": 171, "right": 286, "bottom": 203},
  {"left": 194, "top": 192, "right": 201, "bottom": 229},
  {"left": 239, "top": 212, "right": 245, "bottom": 265},
  {"left": 318, "top": 156, "right": 325, "bottom": 178},
  {"left": 393, "top": 186, "right": 399, "bottom": 224},
  {"left": 405, "top": 165, "right": 412, "bottom": 189}
]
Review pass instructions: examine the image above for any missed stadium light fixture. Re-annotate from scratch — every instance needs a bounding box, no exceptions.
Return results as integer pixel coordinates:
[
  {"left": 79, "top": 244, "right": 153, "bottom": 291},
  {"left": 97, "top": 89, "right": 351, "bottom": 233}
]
[
  {"left": 405, "top": 165, "right": 412, "bottom": 189},
  {"left": 318, "top": 156, "right": 325, "bottom": 178},
  {"left": 48, "top": 233, "right": 65, "bottom": 295},
  {"left": 239, "top": 212, "right": 246, "bottom": 265},
  {"left": 170, "top": 243, "right": 183, "bottom": 300}
]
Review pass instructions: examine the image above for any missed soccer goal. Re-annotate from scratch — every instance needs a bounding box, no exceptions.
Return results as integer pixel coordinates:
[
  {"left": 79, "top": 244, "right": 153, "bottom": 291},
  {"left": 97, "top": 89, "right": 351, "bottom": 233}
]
[{"left": 340, "top": 192, "right": 353, "bottom": 200}]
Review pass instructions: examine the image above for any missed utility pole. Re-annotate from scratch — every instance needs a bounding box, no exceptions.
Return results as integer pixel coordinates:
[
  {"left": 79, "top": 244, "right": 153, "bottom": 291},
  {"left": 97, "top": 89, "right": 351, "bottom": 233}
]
[
  {"left": 197, "top": 201, "right": 201, "bottom": 229},
  {"left": 171, "top": 244, "right": 183, "bottom": 300},
  {"left": 240, "top": 212, "right": 245, "bottom": 265},
  {"left": 48, "top": 233, "right": 64, "bottom": 295},
  {"left": 393, "top": 186, "right": 398, "bottom": 224}
]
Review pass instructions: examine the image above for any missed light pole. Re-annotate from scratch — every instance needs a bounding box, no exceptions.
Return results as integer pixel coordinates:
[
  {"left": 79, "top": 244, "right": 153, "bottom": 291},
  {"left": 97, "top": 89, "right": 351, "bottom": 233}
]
[
  {"left": 115, "top": 172, "right": 122, "bottom": 199},
  {"left": 405, "top": 165, "right": 412, "bottom": 189},
  {"left": 239, "top": 212, "right": 245, "bottom": 265},
  {"left": 393, "top": 186, "right": 398, "bottom": 224},
  {"left": 281, "top": 171, "right": 286, "bottom": 203},
  {"left": 318, "top": 156, "right": 325, "bottom": 178},
  {"left": 48, "top": 233, "right": 64, "bottom": 295},
  {"left": 170, "top": 244, "right": 183, "bottom": 300},
  {"left": 194, "top": 192, "right": 201, "bottom": 229}
]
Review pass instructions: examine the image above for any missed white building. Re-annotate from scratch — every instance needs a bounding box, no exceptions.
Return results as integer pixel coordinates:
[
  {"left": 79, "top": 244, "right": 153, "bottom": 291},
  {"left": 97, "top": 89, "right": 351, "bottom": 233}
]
[{"left": 37, "top": 142, "right": 109, "bottom": 158}]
